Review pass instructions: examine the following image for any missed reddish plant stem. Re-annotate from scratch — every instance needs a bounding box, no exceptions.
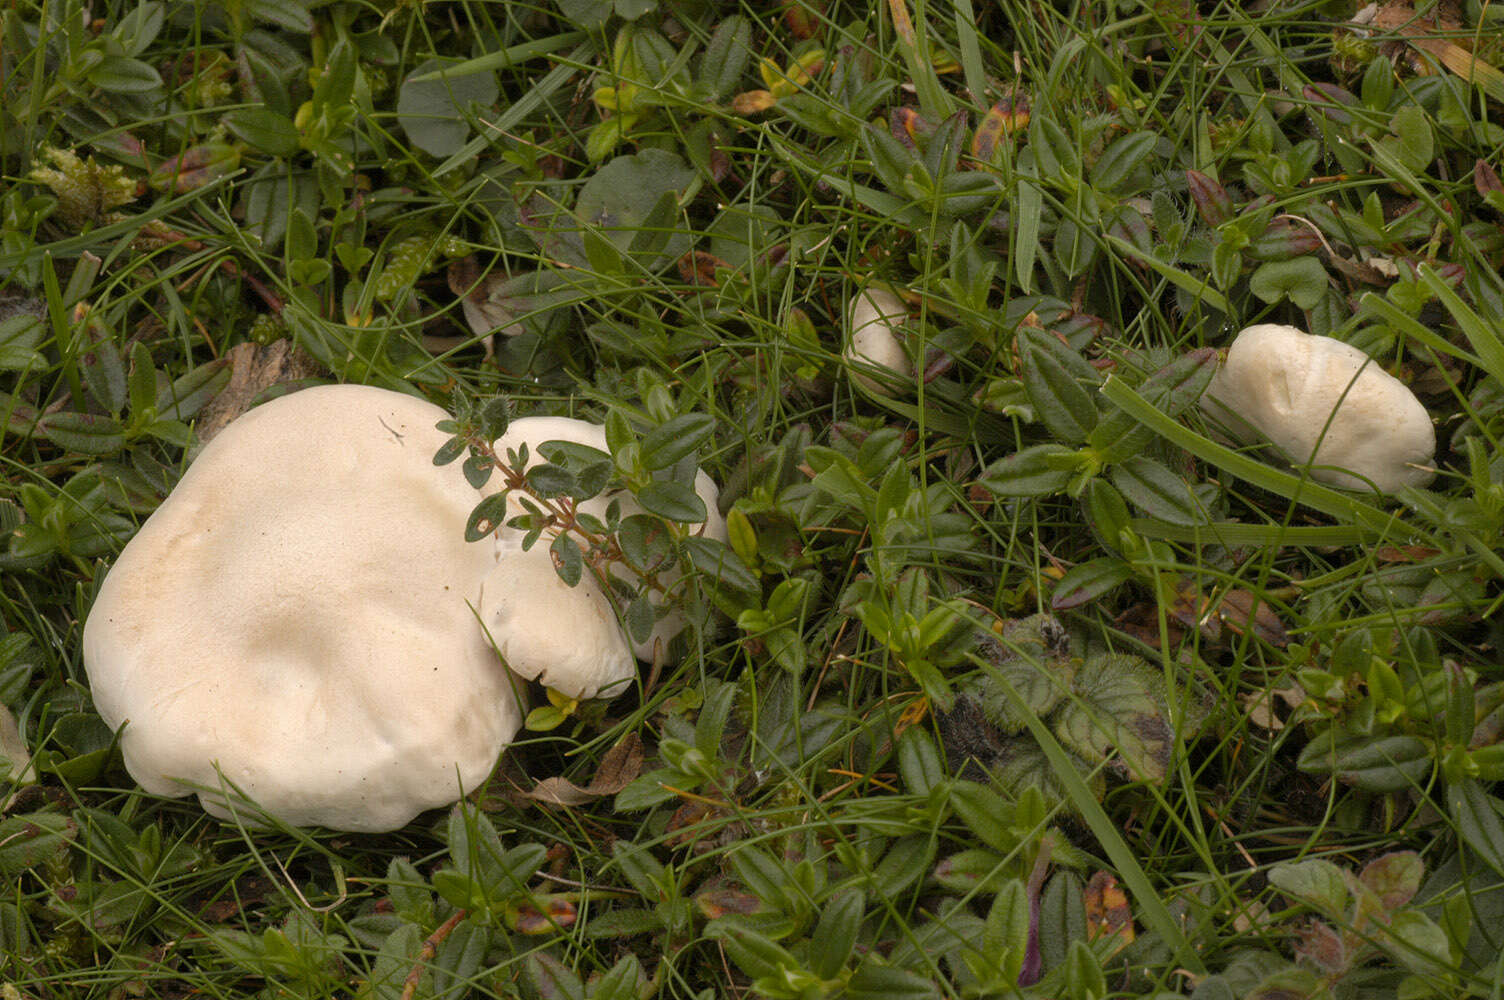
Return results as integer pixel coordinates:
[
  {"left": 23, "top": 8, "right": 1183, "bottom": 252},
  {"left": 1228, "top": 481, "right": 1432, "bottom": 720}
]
[
  {"left": 400, "top": 909, "right": 467, "bottom": 1000},
  {"left": 474, "top": 438, "right": 675, "bottom": 599}
]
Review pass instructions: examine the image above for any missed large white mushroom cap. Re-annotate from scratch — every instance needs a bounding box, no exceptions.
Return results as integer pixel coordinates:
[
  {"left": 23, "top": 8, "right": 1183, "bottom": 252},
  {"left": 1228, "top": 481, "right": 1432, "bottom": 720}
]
[
  {"left": 491, "top": 416, "right": 727, "bottom": 665},
  {"left": 1199, "top": 324, "right": 1436, "bottom": 492},
  {"left": 82, "top": 385, "right": 521, "bottom": 832}
]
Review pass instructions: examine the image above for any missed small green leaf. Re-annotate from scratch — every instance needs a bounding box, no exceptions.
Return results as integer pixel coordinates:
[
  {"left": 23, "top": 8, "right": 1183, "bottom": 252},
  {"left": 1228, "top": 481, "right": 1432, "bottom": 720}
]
[
  {"left": 1297, "top": 731, "right": 1432, "bottom": 792},
  {"left": 1249, "top": 257, "right": 1329, "bottom": 310},
  {"left": 861, "top": 124, "right": 918, "bottom": 194},
  {"left": 1110, "top": 456, "right": 1206, "bottom": 526},
  {"left": 977, "top": 444, "right": 1077, "bottom": 498},
  {"left": 462, "top": 454, "right": 492, "bottom": 489},
  {"left": 0, "top": 813, "right": 77, "bottom": 876},
  {"left": 639, "top": 413, "right": 715, "bottom": 471},
  {"left": 1051, "top": 557, "right": 1133, "bottom": 611},
  {"left": 948, "top": 781, "right": 1019, "bottom": 852},
  {"left": 433, "top": 437, "right": 466, "bottom": 466},
  {"left": 681, "top": 537, "right": 760, "bottom": 599},
  {"left": 625, "top": 592, "right": 654, "bottom": 644},
  {"left": 82, "top": 337, "right": 127, "bottom": 414},
  {"left": 465, "top": 493, "right": 511, "bottom": 541},
  {"left": 243, "top": 0, "right": 314, "bottom": 31},
  {"left": 1269, "top": 858, "right": 1349, "bottom": 914},
  {"left": 224, "top": 108, "right": 300, "bottom": 157},
  {"left": 1018, "top": 328, "right": 1098, "bottom": 444},
  {"left": 285, "top": 205, "right": 318, "bottom": 263},
  {"left": 89, "top": 56, "right": 163, "bottom": 93},
  {"left": 636, "top": 480, "right": 707, "bottom": 523},
  {"left": 1089, "top": 130, "right": 1157, "bottom": 192},
  {"left": 475, "top": 398, "right": 510, "bottom": 441},
  {"left": 896, "top": 727, "right": 945, "bottom": 796},
  {"left": 549, "top": 533, "right": 583, "bottom": 587},
  {"left": 1084, "top": 478, "right": 1131, "bottom": 552},
  {"left": 40, "top": 412, "right": 126, "bottom": 454},
  {"left": 810, "top": 890, "right": 863, "bottom": 979},
  {"left": 1448, "top": 778, "right": 1504, "bottom": 878},
  {"left": 127, "top": 342, "right": 156, "bottom": 420},
  {"left": 699, "top": 15, "right": 752, "bottom": 100},
  {"left": 397, "top": 58, "right": 500, "bottom": 157},
  {"left": 526, "top": 463, "right": 576, "bottom": 498},
  {"left": 525, "top": 704, "right": 569, "bottom": 731},
  {"left": 1053, "top": 653, "right": 1180, "bottom": 782},
  {"left": 706, "top": 918, "right": 797, "bottom": 981},
  {"left": 1386, "top": 104, "right": 1435, "bottom": 173},
  {"left": 154, "top": 358, "right": 229, "bottom": 421}
]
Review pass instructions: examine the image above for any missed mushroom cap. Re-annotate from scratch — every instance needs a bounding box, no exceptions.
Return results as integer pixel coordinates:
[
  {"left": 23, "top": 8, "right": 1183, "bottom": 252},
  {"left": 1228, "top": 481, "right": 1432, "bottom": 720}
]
[
  {"left": 82, "top": 385, "right": 520, "bottom": 832},
  {"left": 492, "top": 416, "right": 726, "bottom": 666},
  {"left": 479, "top": 546, "right": 635, "bottom": 700},
  {"left": 1199, "top": 324, "right": 1436, "bottom": 492},
  {"left": 845, "top": 287, "right": 912, "bottom": 395}
]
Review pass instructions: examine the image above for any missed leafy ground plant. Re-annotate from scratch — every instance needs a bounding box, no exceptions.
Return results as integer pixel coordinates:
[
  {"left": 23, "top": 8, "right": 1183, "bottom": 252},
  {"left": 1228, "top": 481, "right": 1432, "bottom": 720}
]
[{"left": 4, "top": 0, "right": 1504, "bottom": 997}]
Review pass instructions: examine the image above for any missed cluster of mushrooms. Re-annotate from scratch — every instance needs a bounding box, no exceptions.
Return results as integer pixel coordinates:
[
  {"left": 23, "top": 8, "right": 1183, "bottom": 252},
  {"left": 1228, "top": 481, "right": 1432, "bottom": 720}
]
[
  {"left": 74, "top": 304, "right": 1435, "bottom": 834},
  {"left": 81, "top": 386, "right": 725, "bottom": 833},
  {"left": 845, "top": 289, "right": 1435, "bottom": 492}
]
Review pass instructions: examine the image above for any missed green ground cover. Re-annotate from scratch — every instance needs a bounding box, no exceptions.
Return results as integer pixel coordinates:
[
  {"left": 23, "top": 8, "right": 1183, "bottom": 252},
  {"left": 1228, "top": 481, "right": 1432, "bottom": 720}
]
[{"left": 3, "top": 0, "right": 1504, "bottom": 996}]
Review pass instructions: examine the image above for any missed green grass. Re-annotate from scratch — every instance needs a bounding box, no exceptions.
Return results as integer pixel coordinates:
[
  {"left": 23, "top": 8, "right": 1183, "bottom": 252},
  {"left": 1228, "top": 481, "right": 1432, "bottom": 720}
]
[{"left": 4, "top": 0, "right": 1504, "bottom": 997}]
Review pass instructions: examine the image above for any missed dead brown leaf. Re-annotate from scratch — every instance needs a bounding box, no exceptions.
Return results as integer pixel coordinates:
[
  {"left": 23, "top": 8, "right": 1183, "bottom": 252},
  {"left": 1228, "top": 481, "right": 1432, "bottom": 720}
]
[
  {"left": 446, "top": 257, "right": 523, "bottom": 341},
  {"left": 1114, "top": 602, "right": 1188, "bottom": 648},
  {"left": 676, "top": 250, "right": 727, "bottom": 287},
  {"left": 1357, "top": 1, "right": 1504, "bottom": 103},
  {"left": 522, "top": 733, "right": 643, "bottom": 807},
  {"left": 1169, "top": 577, "right": 1222, "bottom": 642},
  {"left": 732, "top": 90, "right": 777, "bottom": 114},
  {"left": 196, "top": 340, "right": 321, "bottom": 444},
  {"left": 1219, "top": 589, "right": 1290, "bottom": 648},
  {"left": 1084, "top": 871, "right": 1135, "bottom": 953},
  {"left": 1242, "top": 684, "right": 1307, "bottom": 731}
]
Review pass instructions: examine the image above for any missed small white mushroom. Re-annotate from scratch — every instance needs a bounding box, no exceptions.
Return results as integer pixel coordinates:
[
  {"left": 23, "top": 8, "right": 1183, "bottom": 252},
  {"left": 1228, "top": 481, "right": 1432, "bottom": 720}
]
[
  {"left": 1199, "top": 324, "right": 1436, "bottom": 492},
  {"left": 82, "top": 385, "right": 521, "bottom": 831},
  {"left": 492, "top": 416, "right": 727, "bottom": 664},
  {"left": 845, "top": 286, "right": 912, "bottom": 395}
]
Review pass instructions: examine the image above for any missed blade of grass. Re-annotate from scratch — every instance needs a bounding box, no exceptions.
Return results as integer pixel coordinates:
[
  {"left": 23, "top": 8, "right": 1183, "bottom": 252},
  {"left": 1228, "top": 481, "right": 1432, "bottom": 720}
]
[
  {"left": 433, "top": 41, "right": 598, "bottom": 179},
  {"left": 1099, "top": 376, "right": 1431, "bottom": 543},
  {"left": 950, "top": 0, "right": 988, "bottom": 106},
  {"left": 1418, "top": 264, "right": 1504, "bottom": 386},
  {"left": 1102, "top": 234, "right": 1232, "bottom": 315},
  {"left": 1129, "top": 518, "right": 1384, "bottom": 547},
  {"left": 1358, "top": 292, "right": 1486, "bottom": 372},
  {"left": 407, "top": 31, "right": 587, "bottom": 81},
  {"left": 769, "top": 138, "right": 931, "bottom": 229},
  {"left": 887, "top": 0, "right": 951, "bottom": 121}
]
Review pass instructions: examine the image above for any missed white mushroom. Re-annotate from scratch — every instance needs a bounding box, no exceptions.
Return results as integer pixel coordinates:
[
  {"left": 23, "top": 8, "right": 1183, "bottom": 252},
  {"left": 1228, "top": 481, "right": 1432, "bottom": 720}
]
[
  {"left": 845, "top": 287, "right": 912, "bottom": 395},
  {"left": 492, "top": 416, "right": 727, "bottom": 664},
  {"left": 480, "top": 548, "right": 634, "bottom": 700},
  {"left": 1199, "top": 324, "right": 1436, "bottom": 492},
  {"left": 82, "top": 388, "right": 726, "bottom": 830},
  {"left": 81, "top": 385, "right": 520, "bottom": 832}
]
